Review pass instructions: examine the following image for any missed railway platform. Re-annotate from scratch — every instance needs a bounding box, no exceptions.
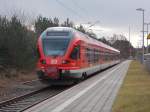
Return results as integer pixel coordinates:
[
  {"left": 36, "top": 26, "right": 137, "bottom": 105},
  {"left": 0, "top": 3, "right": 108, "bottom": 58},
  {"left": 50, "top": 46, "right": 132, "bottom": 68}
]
[{"left": 24, "top": 60, "right": 130, "bottom": 112}]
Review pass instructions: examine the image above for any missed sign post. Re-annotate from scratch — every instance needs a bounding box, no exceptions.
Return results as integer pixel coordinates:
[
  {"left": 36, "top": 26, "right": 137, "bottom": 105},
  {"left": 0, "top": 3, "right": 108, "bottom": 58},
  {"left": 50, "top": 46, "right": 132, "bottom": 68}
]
[{"left": 147, "top": 34, "right": 150, "bottom": 53}]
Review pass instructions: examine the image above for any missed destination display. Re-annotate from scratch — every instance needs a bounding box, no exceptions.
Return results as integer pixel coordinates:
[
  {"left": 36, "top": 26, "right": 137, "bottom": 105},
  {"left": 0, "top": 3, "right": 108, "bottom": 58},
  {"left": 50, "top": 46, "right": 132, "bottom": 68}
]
[{"left": 47, "top": 31, "right": 69, "bottom": 36}]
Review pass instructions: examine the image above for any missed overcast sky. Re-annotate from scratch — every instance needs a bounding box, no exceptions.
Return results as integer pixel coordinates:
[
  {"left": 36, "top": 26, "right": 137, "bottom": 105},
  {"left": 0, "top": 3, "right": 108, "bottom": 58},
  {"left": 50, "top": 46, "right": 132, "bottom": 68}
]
[{"left": 0, "top": 0, "right": 150, "bottom": 47}]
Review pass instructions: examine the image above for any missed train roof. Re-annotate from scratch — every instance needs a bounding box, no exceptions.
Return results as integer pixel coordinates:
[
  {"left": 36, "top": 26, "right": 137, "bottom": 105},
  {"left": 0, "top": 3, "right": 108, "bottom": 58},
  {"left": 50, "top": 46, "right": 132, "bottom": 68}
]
[{"left": 45, "top": 27, "right": 120, "bottom": 53}]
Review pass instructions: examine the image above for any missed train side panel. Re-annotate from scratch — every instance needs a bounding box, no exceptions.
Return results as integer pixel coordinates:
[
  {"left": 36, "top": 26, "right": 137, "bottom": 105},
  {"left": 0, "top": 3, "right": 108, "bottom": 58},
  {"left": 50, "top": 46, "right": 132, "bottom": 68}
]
[{"left": 36, "top": 27, "right": 120, "bottom": 83}]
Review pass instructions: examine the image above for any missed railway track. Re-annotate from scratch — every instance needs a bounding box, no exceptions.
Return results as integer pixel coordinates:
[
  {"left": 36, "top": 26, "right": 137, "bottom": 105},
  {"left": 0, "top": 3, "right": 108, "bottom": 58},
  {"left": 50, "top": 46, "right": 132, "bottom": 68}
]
[
  {"left": 0, "top": 65, "right": 117, "bottom": 112},
  {"left": 21, "top": 79, "right": 42, "bottom": 85},
  {"left": 0, "top": 85, "right": 70, "bottom": 112},
  {"left": 0, "top": 79, "right": 48, "bottom": 102}
]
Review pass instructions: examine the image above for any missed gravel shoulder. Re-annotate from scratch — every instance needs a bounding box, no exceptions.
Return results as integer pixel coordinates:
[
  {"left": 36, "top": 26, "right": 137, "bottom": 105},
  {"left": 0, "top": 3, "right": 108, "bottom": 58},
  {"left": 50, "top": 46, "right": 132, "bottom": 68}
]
[{"left": 0, "top": 71, "right": 45, "bottom": 102}]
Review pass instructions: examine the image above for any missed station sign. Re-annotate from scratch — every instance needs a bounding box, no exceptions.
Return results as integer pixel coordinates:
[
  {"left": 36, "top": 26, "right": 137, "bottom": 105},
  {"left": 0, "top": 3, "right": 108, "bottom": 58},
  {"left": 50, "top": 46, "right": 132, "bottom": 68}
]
[{"left": 147, "top": 33, "right": 150, "bottom": 39}]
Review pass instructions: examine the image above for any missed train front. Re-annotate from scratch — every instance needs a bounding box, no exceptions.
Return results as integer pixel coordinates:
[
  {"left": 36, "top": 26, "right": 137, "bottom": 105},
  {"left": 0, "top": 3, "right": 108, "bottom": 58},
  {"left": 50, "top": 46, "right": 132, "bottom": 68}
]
[{"left": 36, "top": 27, "right": 79, "bottom": 83}]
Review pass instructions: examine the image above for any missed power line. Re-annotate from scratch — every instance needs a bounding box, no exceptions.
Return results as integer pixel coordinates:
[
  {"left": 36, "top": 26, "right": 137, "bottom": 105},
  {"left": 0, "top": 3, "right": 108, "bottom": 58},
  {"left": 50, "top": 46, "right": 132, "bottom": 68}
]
[
  {"left": 55, "top": 0, "right": 101, "bottom": 30},
  {"left": 55, "top": 0, "right": 84, "bottom": 19},
  {"left": 70, "top": 0, "right": 88, "bottom": 16},
  {"left": 69, "top": 0, "right": 101, "bottom": 25}
]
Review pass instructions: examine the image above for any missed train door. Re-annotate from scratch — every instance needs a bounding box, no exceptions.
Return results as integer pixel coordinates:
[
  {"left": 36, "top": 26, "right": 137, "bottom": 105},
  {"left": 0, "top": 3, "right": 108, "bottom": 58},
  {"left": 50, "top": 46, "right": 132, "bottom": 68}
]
[
  {"left": 80, "top": 44, "right": 87, "bottom": 68},
  {"left": 70, "top": 45, "right": 80, "bottom": 66}
]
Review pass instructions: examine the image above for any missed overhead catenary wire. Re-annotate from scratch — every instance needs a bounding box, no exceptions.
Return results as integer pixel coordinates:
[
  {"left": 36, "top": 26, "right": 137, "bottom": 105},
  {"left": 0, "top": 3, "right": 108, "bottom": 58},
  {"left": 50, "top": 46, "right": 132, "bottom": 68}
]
[
  {"left": 69, "top": 0, "right": 101, "bottom": 24},
  {"left": 68, "top": 0, "right": 101, "bottom": 31},
  {"left": 70, "top": 0, "right": 88, "bottom": 16},
  {"left": 55, "top": 0, "right": 101, "bottom": 33},
  {"left": 55, "top": 0, "right": 84, "bottom": 19}
]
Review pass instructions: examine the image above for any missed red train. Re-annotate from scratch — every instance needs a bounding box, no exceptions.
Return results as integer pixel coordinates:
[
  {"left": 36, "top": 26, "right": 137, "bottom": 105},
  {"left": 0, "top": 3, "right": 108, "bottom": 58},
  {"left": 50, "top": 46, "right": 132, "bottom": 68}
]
[{"left": 36, "top": 27, "right": 120, "bottom": 84}]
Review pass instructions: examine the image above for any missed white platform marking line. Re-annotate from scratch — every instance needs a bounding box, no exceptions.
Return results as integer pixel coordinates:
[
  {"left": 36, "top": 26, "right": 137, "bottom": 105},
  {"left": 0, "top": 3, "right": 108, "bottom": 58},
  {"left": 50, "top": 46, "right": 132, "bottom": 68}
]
[{"left": 51, "top": 62, "right": 125, "bottom": 112}]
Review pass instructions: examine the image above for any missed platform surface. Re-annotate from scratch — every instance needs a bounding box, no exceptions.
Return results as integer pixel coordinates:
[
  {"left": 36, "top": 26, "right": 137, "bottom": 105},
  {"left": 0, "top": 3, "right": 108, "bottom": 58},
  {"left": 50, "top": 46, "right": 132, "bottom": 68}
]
[{"left": 24, "top": 60, "right": 130, "bottom": 112}]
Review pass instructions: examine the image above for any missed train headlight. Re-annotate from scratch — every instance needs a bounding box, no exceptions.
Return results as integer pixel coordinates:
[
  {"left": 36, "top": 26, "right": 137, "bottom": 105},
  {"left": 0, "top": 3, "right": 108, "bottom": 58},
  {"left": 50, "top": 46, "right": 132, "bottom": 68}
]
[
  {"left": 62, "top": 70, "right": 65, "bottom": 73},
  {"left": 40, "top": 59, "right": 46, "bottom": 64},
  {"left": 62, "top": 60, "right": 70, "bottom": 64}
]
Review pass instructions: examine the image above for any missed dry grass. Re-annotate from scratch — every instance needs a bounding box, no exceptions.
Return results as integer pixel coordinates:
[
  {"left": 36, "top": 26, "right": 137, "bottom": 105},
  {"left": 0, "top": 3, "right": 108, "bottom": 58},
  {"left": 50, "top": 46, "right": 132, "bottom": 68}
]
[
  {"left": 112, "top": 61, "right": 150, "bottom": 112},
  {"left": 0, "top": 69, "right": 38, "bottom": 101},
  {"left": 0, "top": 69, "right": 37, "bottom": 88}
]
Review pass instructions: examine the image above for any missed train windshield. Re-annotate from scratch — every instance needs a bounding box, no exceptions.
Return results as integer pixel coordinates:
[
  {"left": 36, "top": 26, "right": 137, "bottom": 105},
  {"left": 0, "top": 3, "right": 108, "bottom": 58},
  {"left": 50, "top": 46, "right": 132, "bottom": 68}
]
[{"left": 42, "top": 38, "right": 70, "bottom": 56}]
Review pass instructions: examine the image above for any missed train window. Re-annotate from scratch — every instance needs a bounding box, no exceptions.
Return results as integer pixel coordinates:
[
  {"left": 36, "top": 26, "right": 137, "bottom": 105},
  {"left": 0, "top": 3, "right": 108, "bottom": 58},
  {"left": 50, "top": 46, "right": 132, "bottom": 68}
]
[
  {"left": 105, "top": 52, "right": 108, "bottom": 61},
  {"left": 70, "top": 45, "right": 80, "bottom": 60},
  {"left": 42, "top": 38, "right": 70, "bottom": 56},
  {"left": 86, "top": 48, "right": 90, "bottom": 63},
  {"left": 91, "top": 49, "right": 95, "bottom": 63}
]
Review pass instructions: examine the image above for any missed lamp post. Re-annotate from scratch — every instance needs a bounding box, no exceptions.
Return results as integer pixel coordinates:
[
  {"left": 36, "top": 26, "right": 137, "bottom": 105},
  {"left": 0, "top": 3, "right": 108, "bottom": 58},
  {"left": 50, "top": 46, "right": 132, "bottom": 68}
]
[
  {"left": 129, "top": 26, "right": 132, "bottom": 58},
  {"left": 144, "top": 22, "right": 150, "bottom": 53},
  {"left": 136, "top": 8, "right": 145, "bottom": 63}
]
